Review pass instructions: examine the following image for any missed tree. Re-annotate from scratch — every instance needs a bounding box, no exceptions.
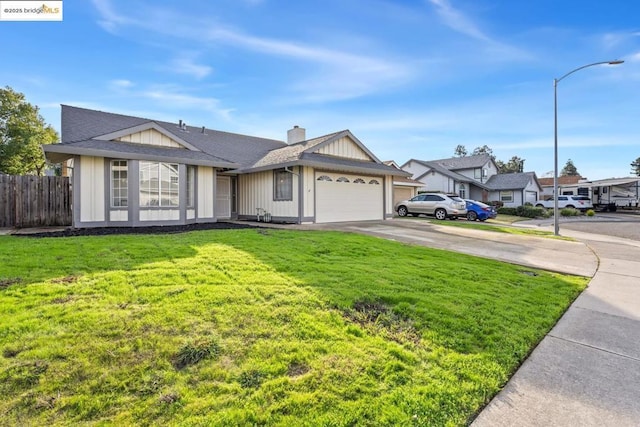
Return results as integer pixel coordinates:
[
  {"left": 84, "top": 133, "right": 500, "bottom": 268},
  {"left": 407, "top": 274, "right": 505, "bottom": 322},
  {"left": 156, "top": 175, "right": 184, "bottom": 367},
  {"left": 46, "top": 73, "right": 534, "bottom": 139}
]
[
  {"left": 0, "top": 86, "right": 59, "bottom": 175},
  {"left": 472, "top": 145, "right": 495, "bottom": 160},
  {"left": 631, "top": 157, "right": 640, "bottom": 177},
  {"left": 560, "top": 159, "right": 579, "bottom": 177},
  {"left": 453, "top": 144, "right": 467, "bottom": 157},
  {"left": 499, "top": 156, "right": 525, "bottom": 174}
]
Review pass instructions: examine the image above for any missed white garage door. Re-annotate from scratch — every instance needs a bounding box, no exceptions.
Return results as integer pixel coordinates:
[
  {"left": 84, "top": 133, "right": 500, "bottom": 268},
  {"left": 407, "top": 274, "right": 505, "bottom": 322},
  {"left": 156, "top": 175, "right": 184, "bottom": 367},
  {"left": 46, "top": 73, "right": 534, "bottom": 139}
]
[
  {"left": 525, "top": 191, "right": 537, "bottom": 205},
  {"left": 315, "top": 172, "right": 383, "bottom": 223}
]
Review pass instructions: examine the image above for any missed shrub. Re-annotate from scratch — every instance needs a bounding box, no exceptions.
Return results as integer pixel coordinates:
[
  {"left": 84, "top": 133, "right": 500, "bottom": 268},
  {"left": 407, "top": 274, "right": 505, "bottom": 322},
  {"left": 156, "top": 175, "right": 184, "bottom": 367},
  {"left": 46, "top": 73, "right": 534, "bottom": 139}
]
[
  {"left": 586, "top": 209, "right": 595, "bottom": 217},
  {"left": 497, "top": 207, "right": 517, "bottom": 216},
  {"left": 560, "top": 208, "right": 579, "bottom": 217},
  {"left": 498, "top": 206, "right": 546, "bottom": 218}
]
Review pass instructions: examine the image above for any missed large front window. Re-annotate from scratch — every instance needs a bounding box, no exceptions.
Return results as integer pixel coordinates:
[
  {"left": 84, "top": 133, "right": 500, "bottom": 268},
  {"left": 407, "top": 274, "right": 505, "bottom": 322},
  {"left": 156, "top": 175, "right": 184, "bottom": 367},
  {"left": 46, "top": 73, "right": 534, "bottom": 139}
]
[
  {"left": 274, "top": 169, "right": 292, "bottom": 201},
  {"left": 111, "top": 160, "right": 128, "bottom": 207},
  {"left": 139, "top": 161, "right": 179, "bottom": 207},
  {"left": 500, "top": 191, "right": 513, "bottom": 202}
]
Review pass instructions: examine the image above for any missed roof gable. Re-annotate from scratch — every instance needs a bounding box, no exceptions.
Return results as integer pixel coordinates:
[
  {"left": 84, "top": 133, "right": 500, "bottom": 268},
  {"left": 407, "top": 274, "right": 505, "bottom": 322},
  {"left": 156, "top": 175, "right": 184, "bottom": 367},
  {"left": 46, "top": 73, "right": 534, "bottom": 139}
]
[
  {"left": 96, "top": 123, "right": 201, "bottom": 151},
  {"left": 486, "top": 172, "right": 541, "bottom": 191},
  {"left": 307, "top": 131, "right": 380, "bottom": 163}
]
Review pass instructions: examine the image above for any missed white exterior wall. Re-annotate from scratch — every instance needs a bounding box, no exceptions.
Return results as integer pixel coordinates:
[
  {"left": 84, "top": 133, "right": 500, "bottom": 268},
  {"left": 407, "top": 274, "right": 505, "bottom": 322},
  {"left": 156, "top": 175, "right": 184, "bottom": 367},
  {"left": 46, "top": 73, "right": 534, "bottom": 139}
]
[
  {"left": 116, "top": 129, "right": 182, "bottom": 148},
  {"left": 318, "top": 137, "right": 370, "bottom": 160},
  {"left": 110, "top": 211, "right": 128, "bottom": 222},
  {"left": 80, "top": 156, "right": 105, "bottom": 222},
  {"left": 402, "top": 160, "right": 430, "bottom": 180},
  {"left": 385, "top": 175, "right": 394, "bottom": 216},
  {"left": 302, "top": 166, "right": 315, "bottom": 219},
  {"left": 418, "top": 172, "right": 455, "bottom": 193},
  {"left": 140, "top": 210, "right": 180, "bottom": 221},
  {"left": 238, "top": 170, "right": 298, "bottom": 218},
  {"left": 198, "top": 167, "right": 215, "bottom": 219}
]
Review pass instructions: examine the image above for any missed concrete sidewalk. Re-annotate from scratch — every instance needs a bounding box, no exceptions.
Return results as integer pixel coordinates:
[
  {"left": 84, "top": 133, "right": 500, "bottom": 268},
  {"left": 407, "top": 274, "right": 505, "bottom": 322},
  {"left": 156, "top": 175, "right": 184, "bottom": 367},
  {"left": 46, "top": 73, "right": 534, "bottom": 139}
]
[{"left": 472, "top": 228, "right": 640, "bottom": 426}]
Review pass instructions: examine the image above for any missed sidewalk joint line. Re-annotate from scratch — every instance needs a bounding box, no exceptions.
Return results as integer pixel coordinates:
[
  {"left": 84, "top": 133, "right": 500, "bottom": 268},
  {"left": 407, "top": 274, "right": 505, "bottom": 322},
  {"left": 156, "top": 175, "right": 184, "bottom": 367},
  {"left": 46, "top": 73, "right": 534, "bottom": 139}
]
[{"left": 547, "top": 335, "right": 640, "bottom": 363}]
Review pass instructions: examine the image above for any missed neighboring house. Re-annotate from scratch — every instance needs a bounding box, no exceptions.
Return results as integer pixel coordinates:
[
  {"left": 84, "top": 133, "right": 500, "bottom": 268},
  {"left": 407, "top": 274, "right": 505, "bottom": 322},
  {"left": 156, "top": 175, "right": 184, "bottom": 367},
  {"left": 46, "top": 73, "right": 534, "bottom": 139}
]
[
  {"left": 538, "top": 175, "right": 585, "bottom": 199},
  {"left": 484, "top": 172, "right": 543, "bottom": 206},
  {"left": 43, "top": 106, "right": 407, "bottom": 228},
  {"left": 383, "top": 161, "right": 423, "bottom": 206},
  {"left": 401, "top": 154, "right": 498, "bottom": 201},
  {"left": 401, "top": 154, "right": 541, "bottom": 206}
]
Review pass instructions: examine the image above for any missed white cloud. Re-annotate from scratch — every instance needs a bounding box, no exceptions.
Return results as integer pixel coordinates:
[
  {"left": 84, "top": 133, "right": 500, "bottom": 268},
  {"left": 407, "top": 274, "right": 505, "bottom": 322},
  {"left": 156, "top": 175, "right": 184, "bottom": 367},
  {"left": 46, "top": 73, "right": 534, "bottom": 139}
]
[
  {"left": 91, "top": 0, "right": 132, "bottom": 34},
  {"left": 91, "top": 0, "right": 415, "bottom": 102},
  {"left": 425, "top": 0, "right": 531, "bottom": 62},
  {"left": 110, "top": 79, "right": 134, "bottom": 89},
  {"left": 168, "top": 55, "right": 213, "bottom": 79},
  {"left": 427, "top": 0, "right": 490, "bottom": 42}
]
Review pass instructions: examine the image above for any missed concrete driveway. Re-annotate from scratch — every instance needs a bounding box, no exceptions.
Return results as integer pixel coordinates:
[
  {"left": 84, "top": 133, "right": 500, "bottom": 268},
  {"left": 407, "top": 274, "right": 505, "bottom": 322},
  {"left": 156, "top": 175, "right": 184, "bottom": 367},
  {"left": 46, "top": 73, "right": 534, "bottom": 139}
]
[{"left": 309, "top": 218, "right": 598, "bottom": 277}]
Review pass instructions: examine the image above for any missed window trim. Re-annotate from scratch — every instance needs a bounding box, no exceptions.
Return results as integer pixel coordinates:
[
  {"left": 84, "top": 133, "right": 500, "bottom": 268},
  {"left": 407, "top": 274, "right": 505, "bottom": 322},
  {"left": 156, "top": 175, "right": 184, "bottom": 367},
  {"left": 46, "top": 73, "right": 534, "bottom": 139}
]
[
  {"left": 110, "top": 160, "right": 128, "bottom": 208},
  {"left": 500, "top": 191, "right": 514, "bottom": 202},
  {"left": 186, "top": 165, "right": 196, "bottom": 209},
  {"left": 273, "top": 168, "right": 293, "bottom": 201}
]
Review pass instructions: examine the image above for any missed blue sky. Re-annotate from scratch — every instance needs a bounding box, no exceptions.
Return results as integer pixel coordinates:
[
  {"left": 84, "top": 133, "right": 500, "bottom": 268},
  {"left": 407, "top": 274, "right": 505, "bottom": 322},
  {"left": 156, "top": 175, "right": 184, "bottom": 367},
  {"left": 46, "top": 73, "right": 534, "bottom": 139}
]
[{"left": 1, "top": 0, "right": 639, "bottom": 179}]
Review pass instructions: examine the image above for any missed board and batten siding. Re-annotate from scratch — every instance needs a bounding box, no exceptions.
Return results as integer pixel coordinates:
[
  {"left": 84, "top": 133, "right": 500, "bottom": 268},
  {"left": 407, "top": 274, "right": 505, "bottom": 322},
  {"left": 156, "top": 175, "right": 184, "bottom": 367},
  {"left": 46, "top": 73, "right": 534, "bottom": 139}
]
[
  {"left": 302, "top": 166, "right": 315, "bottom": 220},
  {"left": 197, "top": 167, "right": 215, "bottom": 220},
  {"left": 116, "top": 129, "right": 182, "bottom": 148},
  {"left": 238, "top": 170, "right": 298, "bottom": 219},
  {"left": 317, "top": 137, "right": 370, "bottom": 160},
  {"left": 79, "top": 156, "right": 105, "bottom": 222},
  {"left": 384, "top": 175, "right": 394, "bottom": 217}
]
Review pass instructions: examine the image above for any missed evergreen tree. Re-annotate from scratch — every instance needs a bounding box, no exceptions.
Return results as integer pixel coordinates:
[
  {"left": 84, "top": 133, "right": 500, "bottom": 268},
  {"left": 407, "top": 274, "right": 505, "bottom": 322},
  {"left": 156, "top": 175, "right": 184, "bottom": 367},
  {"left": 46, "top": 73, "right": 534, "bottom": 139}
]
[
  {"left": 631, "top": 157, "right": 640, "bottom": 176},
  {"left": 560, "top": 159, "right": 579, "bottom": 177}
]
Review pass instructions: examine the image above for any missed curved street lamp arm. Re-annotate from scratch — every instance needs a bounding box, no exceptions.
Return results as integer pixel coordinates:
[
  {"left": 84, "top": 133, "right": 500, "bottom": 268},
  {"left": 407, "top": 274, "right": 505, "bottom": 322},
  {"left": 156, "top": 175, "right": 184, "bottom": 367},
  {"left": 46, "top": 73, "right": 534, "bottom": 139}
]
[{"left": 555, "top": 60, "right": 624, "bottom": 84}]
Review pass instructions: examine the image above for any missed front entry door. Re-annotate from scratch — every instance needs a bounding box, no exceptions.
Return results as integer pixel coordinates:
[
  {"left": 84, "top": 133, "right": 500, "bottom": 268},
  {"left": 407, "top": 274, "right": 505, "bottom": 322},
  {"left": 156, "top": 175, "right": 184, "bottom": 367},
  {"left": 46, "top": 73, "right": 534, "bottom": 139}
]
[{"left": 215, "top": 176, "right": 231, "bottom": 219}]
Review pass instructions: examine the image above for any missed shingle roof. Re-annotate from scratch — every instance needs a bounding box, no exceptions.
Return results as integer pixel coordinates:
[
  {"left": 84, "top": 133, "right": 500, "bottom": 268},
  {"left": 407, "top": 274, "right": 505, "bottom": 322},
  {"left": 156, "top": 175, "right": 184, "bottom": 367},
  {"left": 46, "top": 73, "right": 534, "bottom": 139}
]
[
  {"left": 249, "top": 132, "right": 341, "bottom": 169},
  {"left": 49, "top": 105, "right": 407, "bottom": 176},
  {"left": 45, "top": 139, "right": 237, "bottom": 168},
  {"left": 411, "top": 154, "right": 492, "bottom": 171},
  {"left": 538, "top": 176, "right": 584, "bottom": 187},
  {"left": 59, "top": 105, "right": 285, "bottom": 167},
  {"left": 485, "top": 172, "right": 539, "bottom": 190}
]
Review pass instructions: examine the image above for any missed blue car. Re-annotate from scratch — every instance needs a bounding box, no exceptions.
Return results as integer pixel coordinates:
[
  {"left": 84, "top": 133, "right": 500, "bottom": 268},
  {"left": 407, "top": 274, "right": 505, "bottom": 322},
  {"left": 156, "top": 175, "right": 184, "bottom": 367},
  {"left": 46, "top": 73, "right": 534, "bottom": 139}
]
[{"left": 464, "top": 199, "right": 497, "bottom": 221}]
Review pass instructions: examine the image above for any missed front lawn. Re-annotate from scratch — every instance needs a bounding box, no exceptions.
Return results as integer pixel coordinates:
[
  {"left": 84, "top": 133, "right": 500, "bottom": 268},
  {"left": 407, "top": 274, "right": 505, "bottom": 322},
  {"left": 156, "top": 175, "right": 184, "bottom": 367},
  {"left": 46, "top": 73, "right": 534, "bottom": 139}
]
[{"left": 0, "top": 229, "right": 587, "bottom": 426}]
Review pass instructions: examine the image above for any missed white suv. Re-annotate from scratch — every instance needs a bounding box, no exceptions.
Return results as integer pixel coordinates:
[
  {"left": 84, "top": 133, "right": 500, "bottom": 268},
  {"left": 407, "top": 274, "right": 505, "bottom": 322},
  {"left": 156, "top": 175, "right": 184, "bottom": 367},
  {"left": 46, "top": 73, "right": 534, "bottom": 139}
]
[
  {"left": 395, "top": 193, "right": 467, "bottom": 220},
  {"left": 535, "top": 196, "right": 594, "bottom": 211}
]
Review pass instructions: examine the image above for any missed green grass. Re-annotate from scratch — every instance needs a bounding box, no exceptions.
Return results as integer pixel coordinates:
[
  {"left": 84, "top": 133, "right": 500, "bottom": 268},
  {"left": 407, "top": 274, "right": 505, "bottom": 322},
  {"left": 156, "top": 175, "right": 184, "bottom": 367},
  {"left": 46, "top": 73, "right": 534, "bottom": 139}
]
[
  {"left": 0, "top": 229, "right": 588, "bottom": 426},
  {"left": 420, "top": 218, "right": 574, "bottom": 240}
]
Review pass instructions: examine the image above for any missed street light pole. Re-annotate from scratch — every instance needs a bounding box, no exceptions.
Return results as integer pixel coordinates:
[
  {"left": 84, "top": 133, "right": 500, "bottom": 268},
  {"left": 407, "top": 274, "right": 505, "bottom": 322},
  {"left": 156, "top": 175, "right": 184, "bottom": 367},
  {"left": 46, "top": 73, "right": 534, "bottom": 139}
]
[{"left": 553, "top": 60, "right": 624, "bottom": 236}]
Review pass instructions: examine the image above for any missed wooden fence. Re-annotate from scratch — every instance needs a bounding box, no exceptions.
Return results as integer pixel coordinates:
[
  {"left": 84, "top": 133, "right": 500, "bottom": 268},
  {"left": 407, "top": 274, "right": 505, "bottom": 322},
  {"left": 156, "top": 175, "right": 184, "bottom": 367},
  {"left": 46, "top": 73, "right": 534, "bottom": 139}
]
[{"left": 0, "top": 175, "right": 72, "bottom": 228}]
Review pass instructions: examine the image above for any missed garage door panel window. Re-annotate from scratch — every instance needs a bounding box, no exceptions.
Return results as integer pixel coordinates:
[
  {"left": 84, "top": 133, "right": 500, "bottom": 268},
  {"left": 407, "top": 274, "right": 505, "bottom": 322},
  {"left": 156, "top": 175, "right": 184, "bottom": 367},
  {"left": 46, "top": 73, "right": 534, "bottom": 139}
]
[
  {"left": 369, "top": 179, "right": 380, "bottom": 185},
  {"left": 353, "top": 178, "right": 365, "bottom": 184},
  {"left": 336, "top": 177, "right": 350, "bottom": 182},
  {"left": 274, "top": 169, "right": 293, "bottom": 201},
  {"left": 317, "top": 175, "right": 332, "bottom": 181}
]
